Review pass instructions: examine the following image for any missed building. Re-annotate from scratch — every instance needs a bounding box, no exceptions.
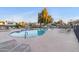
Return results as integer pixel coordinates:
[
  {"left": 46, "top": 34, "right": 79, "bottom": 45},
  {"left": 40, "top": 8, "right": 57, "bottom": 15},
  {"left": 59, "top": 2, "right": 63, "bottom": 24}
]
[
  {"left": 0, "top": 20, "right": 17, "bottom": 30},
  {"left": 0, "top": 20, "right": 5, "bottom": 25}
]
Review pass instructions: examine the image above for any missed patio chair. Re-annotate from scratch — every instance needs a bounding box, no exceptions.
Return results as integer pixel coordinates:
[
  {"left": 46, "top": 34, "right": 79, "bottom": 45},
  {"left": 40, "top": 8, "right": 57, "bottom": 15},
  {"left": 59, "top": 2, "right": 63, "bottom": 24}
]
[
  {"left": 0, "top": 39, "right": 31, "bottom": 52},
  {"left": 11, "top": 44, "right": 31, "bottom": 52},
  {"left": 0, "top": 39, "right": 17, "bottom": 48},
  {"left": 0, "top": 39, "right": 17, "bottom": 52}
]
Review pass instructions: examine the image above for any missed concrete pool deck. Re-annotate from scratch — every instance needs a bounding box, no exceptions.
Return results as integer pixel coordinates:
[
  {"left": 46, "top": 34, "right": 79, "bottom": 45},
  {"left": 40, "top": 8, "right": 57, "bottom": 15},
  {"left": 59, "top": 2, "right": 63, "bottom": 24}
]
[{"left": 0, "top": 28, "right": 79, "bottom": 52}]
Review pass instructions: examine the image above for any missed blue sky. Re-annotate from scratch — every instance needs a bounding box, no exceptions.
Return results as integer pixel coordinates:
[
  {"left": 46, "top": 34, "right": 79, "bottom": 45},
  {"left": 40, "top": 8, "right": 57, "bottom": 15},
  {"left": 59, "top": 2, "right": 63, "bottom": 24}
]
[{"left": 0, "top": 7, "right": 79, "bottom": 23}]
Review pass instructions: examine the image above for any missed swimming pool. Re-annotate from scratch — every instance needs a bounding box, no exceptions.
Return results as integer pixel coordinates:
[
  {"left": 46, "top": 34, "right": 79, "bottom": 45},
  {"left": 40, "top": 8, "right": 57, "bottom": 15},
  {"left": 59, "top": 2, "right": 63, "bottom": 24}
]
[{"left": 10, "top": 28, "right": 47, "bottom": 38}]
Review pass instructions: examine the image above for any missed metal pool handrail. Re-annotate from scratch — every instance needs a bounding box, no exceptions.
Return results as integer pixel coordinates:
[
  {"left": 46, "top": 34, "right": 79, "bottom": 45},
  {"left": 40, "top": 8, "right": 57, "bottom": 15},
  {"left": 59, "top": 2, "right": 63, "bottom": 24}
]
[{"left": 24, "top": 31, "right": 28, "bottom": 39}]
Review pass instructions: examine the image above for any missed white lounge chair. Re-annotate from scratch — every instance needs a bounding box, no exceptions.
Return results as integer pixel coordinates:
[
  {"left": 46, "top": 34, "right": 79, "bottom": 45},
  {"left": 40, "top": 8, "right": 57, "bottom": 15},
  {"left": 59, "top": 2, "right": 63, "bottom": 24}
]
[
  {"left": 0, "top": 39, "right": 31, "bottom": 52},
  {"left": 0, "top": 39, "right": 17, "bottom": 48},
  {"left": 0, "top": 39, "right": 17, "bottom": 52},
  {"left": 11, "top": 44, "right": 31, "bottom": 52}
]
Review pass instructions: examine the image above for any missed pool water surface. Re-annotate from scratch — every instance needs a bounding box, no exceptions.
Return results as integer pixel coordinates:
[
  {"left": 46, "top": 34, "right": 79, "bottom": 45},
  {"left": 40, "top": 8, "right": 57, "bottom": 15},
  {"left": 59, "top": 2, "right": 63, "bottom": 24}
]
[{"left": 10, "top": 28, "right": 47, "bottom": 38}]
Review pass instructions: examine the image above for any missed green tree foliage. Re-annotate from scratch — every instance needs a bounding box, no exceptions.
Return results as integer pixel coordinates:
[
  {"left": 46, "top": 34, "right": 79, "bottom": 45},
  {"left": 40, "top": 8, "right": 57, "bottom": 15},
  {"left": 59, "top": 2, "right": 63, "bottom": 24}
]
[{"left": 38, "top": 8, "right": 53, "bottom": 26}]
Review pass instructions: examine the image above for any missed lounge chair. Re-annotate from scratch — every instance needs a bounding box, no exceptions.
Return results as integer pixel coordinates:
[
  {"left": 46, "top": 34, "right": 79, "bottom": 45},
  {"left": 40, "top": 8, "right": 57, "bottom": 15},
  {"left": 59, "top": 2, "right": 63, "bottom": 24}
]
[
  {"left": 11, "top": 44, "right": 31, "bottom": 52},
  {"left": 0, "top": 39, "right": 31, "bottom": 52},
  {"left": 66, "top": 28, "right": 71, "bottom": 32},
  {"left": 0, "top": 39, "right": 17, "bottom": 48},
  {"left": 0, "top": 39, "right": 17, "bottom": 52}
]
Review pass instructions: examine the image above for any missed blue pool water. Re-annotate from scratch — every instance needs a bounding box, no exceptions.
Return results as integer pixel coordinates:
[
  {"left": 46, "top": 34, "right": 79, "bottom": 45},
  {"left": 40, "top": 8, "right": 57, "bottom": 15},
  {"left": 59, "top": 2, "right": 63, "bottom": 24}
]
[{"left": 10, "top": 28, "right": 47, "bottom": 38}]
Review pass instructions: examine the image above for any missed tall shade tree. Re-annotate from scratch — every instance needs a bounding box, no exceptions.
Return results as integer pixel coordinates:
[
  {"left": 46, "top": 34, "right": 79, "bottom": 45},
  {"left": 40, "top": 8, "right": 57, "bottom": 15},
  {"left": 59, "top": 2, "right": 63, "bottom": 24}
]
[
  {"left": 38, "top": 8, "right": 53, "bottom": 26},
  {"left": 57, "top": 20, "right": 63, "bottom": 25}
]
